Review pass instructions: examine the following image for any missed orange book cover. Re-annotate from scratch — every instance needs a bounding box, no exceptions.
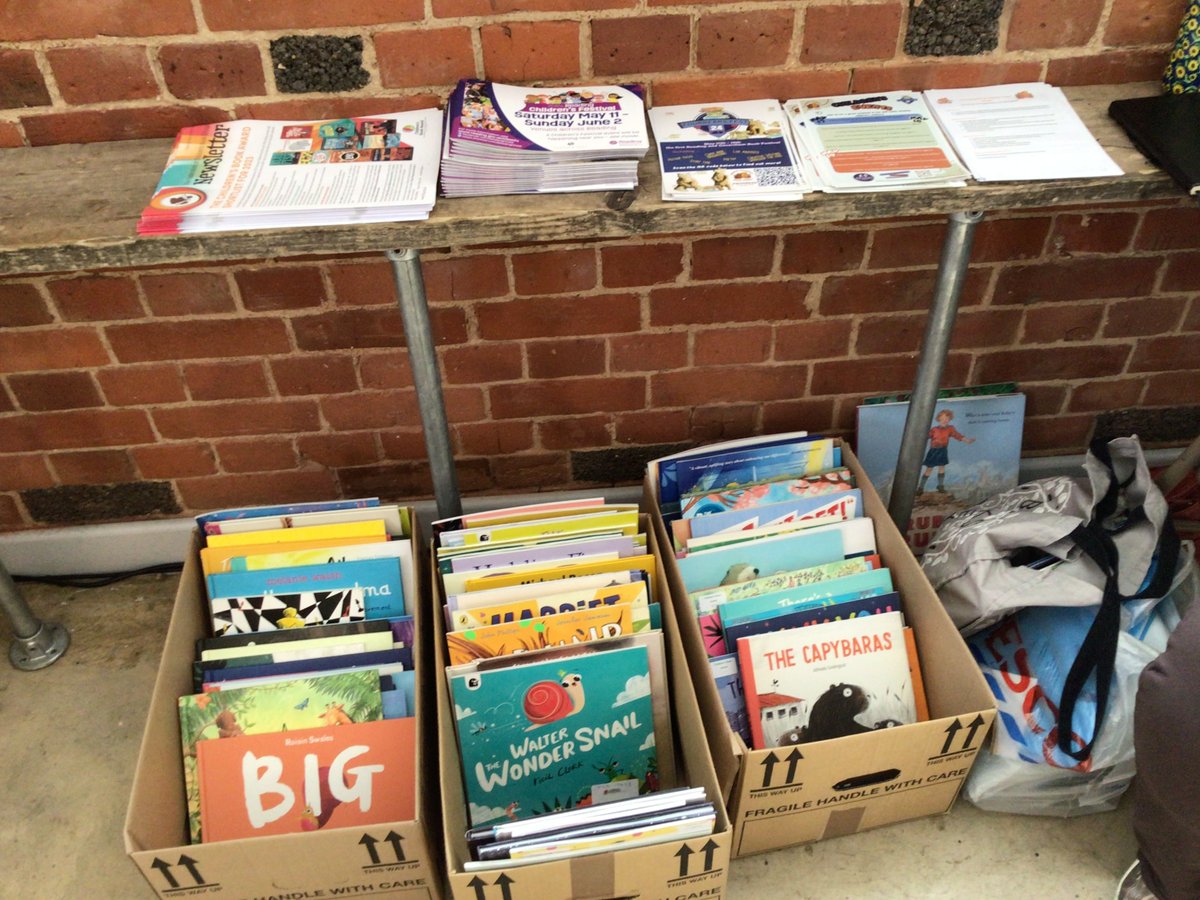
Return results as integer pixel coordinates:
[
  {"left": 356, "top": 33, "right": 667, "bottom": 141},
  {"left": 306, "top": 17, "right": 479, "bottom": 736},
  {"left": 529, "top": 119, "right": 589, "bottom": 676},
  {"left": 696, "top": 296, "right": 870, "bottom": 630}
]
[
  {"left": 445, "top": 602, "right": 636, "bottom": 665},
  {"left": 196, "top": 717, "right": 416, "bottom": 842},
  {"left": 904, "top": 627, "right": 930, "bottom": 722}
]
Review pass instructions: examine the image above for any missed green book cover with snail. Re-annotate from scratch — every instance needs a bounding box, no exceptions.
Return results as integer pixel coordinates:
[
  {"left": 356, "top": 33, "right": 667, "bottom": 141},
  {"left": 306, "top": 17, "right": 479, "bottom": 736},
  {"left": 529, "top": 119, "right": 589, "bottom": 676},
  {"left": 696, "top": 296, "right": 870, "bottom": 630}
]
[{"left": 448, "top": 641, "right": 661, "bottom": 828}]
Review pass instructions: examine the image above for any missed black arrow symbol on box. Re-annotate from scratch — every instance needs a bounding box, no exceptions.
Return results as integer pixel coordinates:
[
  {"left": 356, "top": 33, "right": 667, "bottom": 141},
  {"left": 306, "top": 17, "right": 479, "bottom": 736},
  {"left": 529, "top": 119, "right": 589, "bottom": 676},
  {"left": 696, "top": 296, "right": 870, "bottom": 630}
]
[
  {"left": 785, "top": 747, "right": 804, "bottom": 783},
  {"left": 675, "top": 842, "right": 694, "bottom": 877},
  {"left": 359, "top": 833, "right": 382, "bottom": 865},
  {"left": 759, "top": 751, "right": 779, "bottom": 788},
  {"left": 468, "top": 875, "right": 488, "bottom": 900},
  {"left": 150, "top": 858, "right": 178, "bottom": 890},
  {"left": 385, "top": 830, "right": 406, "bottom": 862},
  {"left": 940, "top": 718, "right": 963, "bottom": 755},
  {"left": 701, "top": 838, "right": 720, "bottom": 872},
  {"left": 495, "top": 873, "right": 514, "bottom": 900},
  {"left": 178, "top": 854, "right": 204, "bottom": 885},
  {"left": 963, "top": 714, "right": 986, "bottom": 748}
]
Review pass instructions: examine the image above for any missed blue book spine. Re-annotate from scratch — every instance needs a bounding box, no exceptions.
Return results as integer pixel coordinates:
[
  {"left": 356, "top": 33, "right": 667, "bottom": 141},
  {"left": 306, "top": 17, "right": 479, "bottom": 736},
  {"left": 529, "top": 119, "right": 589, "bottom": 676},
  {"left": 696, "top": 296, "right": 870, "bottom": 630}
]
[{"left": 723, "top": 591, "right": 903, "bottom": 653}]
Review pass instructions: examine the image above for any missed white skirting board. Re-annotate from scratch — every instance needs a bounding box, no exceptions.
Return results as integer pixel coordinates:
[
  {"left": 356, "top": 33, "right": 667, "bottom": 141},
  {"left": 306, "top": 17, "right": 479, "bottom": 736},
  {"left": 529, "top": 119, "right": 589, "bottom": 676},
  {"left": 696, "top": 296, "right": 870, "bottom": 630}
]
[{"left": 0, "top": 450, "right": 1182, "bottom": 578}]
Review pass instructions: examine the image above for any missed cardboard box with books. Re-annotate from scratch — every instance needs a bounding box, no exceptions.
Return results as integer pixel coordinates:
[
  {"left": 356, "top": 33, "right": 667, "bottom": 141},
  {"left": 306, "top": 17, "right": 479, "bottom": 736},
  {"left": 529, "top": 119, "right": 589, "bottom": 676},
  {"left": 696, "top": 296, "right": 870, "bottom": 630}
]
[
  {"left": 429, "top": 499, "right": 732, "bottom": 900},
  {"left": 645, "top": 434, "right": 997, "bottom": 858},
  {"left": 124, "top": 500, "right": 442, "bottom": 899}
]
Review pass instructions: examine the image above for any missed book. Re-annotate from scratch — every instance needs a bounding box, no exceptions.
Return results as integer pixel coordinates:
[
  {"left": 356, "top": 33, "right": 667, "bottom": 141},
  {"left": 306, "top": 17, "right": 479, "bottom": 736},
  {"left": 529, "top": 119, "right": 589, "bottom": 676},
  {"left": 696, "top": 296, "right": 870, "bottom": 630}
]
[
  {"left": 445, "top": 603, "right": 639, "bottom": 665},
  {"left": 1109, "top": 92, "right": 1200, "bottom": 196},
  {"left": 203, "top": 519, "right": 387, "bottom": 549},
  {"left": 433, "top": 497, "right": 607, "bottom": 537},
  {"left": 722, "top": 591, "right": 903, "bottom": 654},
  {"left": 717, "top": 568, "right": 896, "bottom": 630},
  {"left": 438, "top": 506, "right": 640, "bottom": 549},
  {"left": 197, "top": 647, "right": 408, "bottom": 690},
  {"left": 196, "top": 498, "right": 379, "bottom": 534},
  {"left": 690, "top": 555, "right": 880, "bottom": 615},
  {"left": 211, "top": 503, "right": 408, "bottom": 538},
  {"left": 709, "top": 653, "right": 751, "bottom": 744},
  {"left": 199, "top": 533, "right": 390, "bottom": 577},
  {"left": 671, "top": 489, "right": 863, "bottom": 553},
  {"left": 679, "top": 466, "right": 856, "bottom": 520},
  {"left": 447, "top": 569, "right": 648, "bottom": 614},
  {"left": 441, "top": 533, "right": 643, "bottom": 575},
  {"left": 460, "top": 553, "right": 657, "bottom": 594},
  {"left": 449, "top": 580, "right": 650, "bottom": 632},
  {"left": 137, "top": 110, "right": 442, "bottom": 235},
  {"left": 196, "top": 717, "right": 416, "bottom": 842},
  {"left": 648, "top": 99, "right": 808, "bottom": 201},
  {"left": 738, "top": 611, "right": 917, "bottom": 749},
  {"left": 197, "top": 620, "right": 395, "bottom": 663}
]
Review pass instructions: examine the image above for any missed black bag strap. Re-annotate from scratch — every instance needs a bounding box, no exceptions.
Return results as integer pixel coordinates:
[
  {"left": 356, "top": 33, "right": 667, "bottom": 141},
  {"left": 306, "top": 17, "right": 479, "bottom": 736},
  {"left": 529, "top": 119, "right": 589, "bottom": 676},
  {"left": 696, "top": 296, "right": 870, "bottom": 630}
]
[{"left": 1054, "top": 439, "right": 1181, "bottom": 762}]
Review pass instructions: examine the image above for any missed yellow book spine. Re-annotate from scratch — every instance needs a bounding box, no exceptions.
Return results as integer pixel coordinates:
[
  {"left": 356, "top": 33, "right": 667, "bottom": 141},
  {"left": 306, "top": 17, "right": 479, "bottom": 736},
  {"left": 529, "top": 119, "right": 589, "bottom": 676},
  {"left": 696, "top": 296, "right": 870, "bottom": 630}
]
[{"left": 204, "top": 519, "right": 387, "bottom": 549}]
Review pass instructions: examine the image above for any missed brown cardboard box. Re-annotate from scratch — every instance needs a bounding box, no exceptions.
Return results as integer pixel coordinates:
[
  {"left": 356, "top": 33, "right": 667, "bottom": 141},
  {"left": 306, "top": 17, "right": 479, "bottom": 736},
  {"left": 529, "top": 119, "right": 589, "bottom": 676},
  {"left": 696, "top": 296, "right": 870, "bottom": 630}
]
[
  {"left": 124, "top": 518, "right": 442, "bottom": 899},
  {"left": 432, "top": 516, "right": 733, "bottom": 900},
  {"left": 646, "top": 442, "right": 997, "bottom": 858}
]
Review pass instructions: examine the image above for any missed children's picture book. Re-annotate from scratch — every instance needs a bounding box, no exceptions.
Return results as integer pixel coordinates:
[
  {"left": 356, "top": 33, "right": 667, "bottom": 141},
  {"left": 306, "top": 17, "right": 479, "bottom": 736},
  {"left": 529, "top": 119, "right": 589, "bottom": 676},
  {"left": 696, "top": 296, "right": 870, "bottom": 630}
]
[
  {"left": 460, "top": 553, "right": 657, "bottom": 595},
  {"left": 442, "top": 533, "right": 642, "bottom": 575},
  {"left": 738, "top": 611, "right": 917, "bottom": 749},
  {"left": 196, "top": 498, "right": 379, "bottom": 534},
  {"left": 709, "top": 653, "right": 751, "bottom": 744},
  {"left": 449, "top": 641, "right": 661, "bottom": 829},
  {"left": 445, "top": 603, "right": 639, "bottom": 665},
  {"left": 722, "top": 591, "right": 903, "bottom": 654},
  {"left": 196, "top": 717, "right": 416, "bottom": 842},
  {"left": 447, "top": 569, "right": 648, "bottom": 614},
  {"left": 690, "top": 555, "right": 880, "bottom": 615},
  {"left": 679, "top": 466, "right": 856, "bottom": 520},
  {"left": 197, "top": 619, "right": 395, "bottom": 663},
  {"left": 718, "top": 567, "right": 896, "bottom": 630},
  {"left": 433, "top": 497, "right": 607, "bottom": 536},
  {"left": 449, "top": 581, "right": 650, "bottom": 632},
  {"left": 204, "top": 519, "right": 387, "bottom": 550},
  {"left": 856, "top": 390, "right": 1025, "bottom": 554},
  {"left": 439, "top": 506, "right": 640, "bottom": 549},
  {"left": 672, "top": 489, "right": 863, "bottom": 553},
  {"left": 200, "top": 533, "right": 390, "bottom": 577}
]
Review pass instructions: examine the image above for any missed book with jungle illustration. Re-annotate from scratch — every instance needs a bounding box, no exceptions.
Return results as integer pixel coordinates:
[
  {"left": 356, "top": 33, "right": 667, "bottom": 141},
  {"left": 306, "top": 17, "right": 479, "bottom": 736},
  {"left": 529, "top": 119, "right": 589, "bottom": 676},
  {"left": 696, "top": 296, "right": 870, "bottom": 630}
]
[{"left": 445, "top": 603, "right": 639, "bottom": 665}]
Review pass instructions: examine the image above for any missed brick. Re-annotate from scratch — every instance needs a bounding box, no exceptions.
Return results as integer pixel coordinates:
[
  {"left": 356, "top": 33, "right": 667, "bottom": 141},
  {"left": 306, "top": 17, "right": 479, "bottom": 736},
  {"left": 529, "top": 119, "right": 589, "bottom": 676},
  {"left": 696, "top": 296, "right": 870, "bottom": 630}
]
[
  {"left": 297, "top": 432, "right": 379, "bottom": 468},
  {"left": 140, "top": 271, "right": 237, "bottom": 316},
  {"left": 9, "top": 372, "right": 103, "bottom": 411},
  {"left": 974, "top": 345, "right": 1131, "bottom": 382},
  {"left": 601, "top": 243, "right": 683, "bottom": 287},
  {"left": 512, "top": 248, "right": 596, "bottom": 296},
  {"left": 528, "top": 339, "right": 609, "bottom": 379},
  {"left": 775, "top": 319, "right": 853, "bottom": 360},
  {"left": 651, "top": 281, "right": 810, "bottom": 326},
  {"left": 1022, "top": 415, "right": 1095, "bottom": 453},
  {"left": 132, "top": 443, "right": 217, "bottom": 478},
  {"left": 359, "top": 351, "right": 415, "bottom": 390},
  {"left": 200, "top": 0, "right": 421, "bottom": 29},
  {"left": 423, "top": 254, "right": 510, "bottom": 302},
  {"left": 539, "top": 415, "right": 611, "bottom": 450},
  {"left": 801, "top": 4, "right": 903, "bottom": 63},
  {"left": 47, "top": 46, "right": 157, "bottom": 105},
  {"left": 491, "top": 377, "right": 645, "bottom": 419},
  {"left": 445, "top": 385, "right": 492, "bottom": 423},
  {"left": 0, "top": 122, "right": 21, "bottom": 147},
  {"left": 763, "top": 398, "right": 837, "bottom": 434},
  {"left": 610, "top": 332, "right": 690, "bottom": 372},
  {"left": 455, "top": 421, "right": 534, "bottom": 456},
  {"left": 1050, "top": 213, "right": 1138, "bottom": 256},
  {"left": 0, "top": 409, "right": 154, "bottom": 453},
  {"left": 0, "top": 387, "right": 11, "bottom": 413},
  {"left": 692, "top": 235, "right": 775, "bottom": 280},
  {"left": 1162, "top": 252, "right": 1200, "bottom": 293},
  {"left": 592, "top": 16, "right": 689, "bottom": 76},
  {"left": 0, "top": 326, "right": 109, "bottom": 373},
  {"left": 1068, "top": 378, "right": 1145, "bottom": 412},
  {"left": 327, "top": 259, "right": 394, "bottom": 307},
  {"left": 614, "top": 409, "right": 691, "bottom": 444},
  {"left": 781, "top": 230, "right": 867, "bottom": 275},
  {"left": 693, "top": 407, "right": 766, "bottom": 442},
  {"left": 97, "top": 364, "right": 187, "bottom": 406},
  {"left": 0, "top": 0, "right": 195, "bottom": 40},
  {"left": 0, "top": 495, "right": 23, "bottom": 528},
  {"left": 482, "top": 21, "right": 581, "bottom": 82},
  {"left": 0, "top": 50, "right": 50, "bottom": 109},
  {"left": 50, "top": 449, "right": 136, "bottom": 484},
  {"left": 437, "top": 0, "right": 632, "bottom": 12},
  {"left": 292, "top": 309, "right": 405, "bottom": 351},
  {"left": 1022, "top": 383, "right": 1069, "bottom": 416},
  {"left": 1007, "top": 0, "right": 1104, "bottom": 48},
  {"left": 697, "top": 10, "right": 795, "bottom": 70},
  {"left": 155, "top": 399, "right": 320, "bottom": 439},
  {"left": 48, "top": 274, "right": 143, "bottom": 322},
  {"left": 1129, "top": 335, "right": 1200, "bottom": 372},
  {"left": 493, "top": 453, "right": 571, "bottom": 491},
  {"left": 653, "top": 365, "right": 809, "bottom": 406},
  {"left": 238, "top": 95, "right": 444, "bottom": 121},
  {"left": 216, "top": 438, "right": 298, "bottom": 473},
  {"left": 694, "top": 326, "right": 772, "bottom": 366},
  {"left": 812, "top": 354, "right": 970, "bottom": 395},
  {"left": 184, "top": 361, "right": 271, "bottom": 400},
  {"left": 1104, "top": 0, "right": 1183, "bottom": 45},
  {"left": 871, "top": 218, "right": 1049, "bottom": 269},
  {"left": 1135, "top": 208, "right": 1200, "bottom": 251},
  {"left": 271, "top": 355, "right": 359, "bottom": 395},
  {"left": 379, "top": 429, "right": 428, "bottom": 461},
  {"left": 854, "top": 315, "right": 923, "bottom": 355},
  {"left": 851, "top": 61, "right": 1044, "bottom": 93},
  {"left": 1104, "top": 297, "right": 1186, "bottom": 338},
  {"left": 0, "top": 283, "right": 54, "bottom": 327},
  {"left": 1144, "top": 371, "right": 1200, "bottom": 405},
  {"left": 320, "top": 391, "right": 420, "bottom": 431},
  {"left": 1021, "top": 303, "right": 1104, "bottom": 343},
  {"left": 176, "top": 471, "right": 340, "bottom": 512},
  {"left": 440, "top": 343, "right": 524, "bottom": 385},
  {"left": 376, "top": 28, "right": 475, "bottom": 88},
  {"left": 994, "top": 258, "right": 1162, "bottom": 305},
  {"left": 949, "top": 308, "right": 1024, "bottom": 349},
  {"left": 21, "top": 104, "right": 228, "bottom": 146},
  {"left": 1187, "top": 298, "right": 1200, "bottom": 331},
  {"left": 1046, "top": 49, "right": 1168, "bottom": 85},
  {"left": 236, "top": 266, "right": 327, "bottom": 311},
  {"left": 0, "top": 454, "right": 55, "bottom": 490},
  {"left": 478, "top": 294, "right": 641, "bottom": 340},
  {"left": 820, "top": 269, "right": 988, "bottom": 316},
  {"left": 868, "top": 223, "right": 943, "bottom": 268},
  {"left": 108, "top": 319, "right": 291, "bottom": 362},
  {"left": 651, "top": 70, "right": 850, "bottom": 106}
]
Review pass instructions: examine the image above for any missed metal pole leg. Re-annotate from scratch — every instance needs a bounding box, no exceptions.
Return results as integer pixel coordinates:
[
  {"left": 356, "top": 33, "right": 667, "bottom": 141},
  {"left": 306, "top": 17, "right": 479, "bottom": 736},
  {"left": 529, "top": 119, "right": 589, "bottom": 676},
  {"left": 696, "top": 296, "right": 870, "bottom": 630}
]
[
  {"left": 887, "top": 210, "right": 985, "bottom": 533},
  {"left": 386, "top": 248, "right": 463, "bottom": 521},
  {"left": 1, "top": 559, "right": 69, "bottom": 671}
]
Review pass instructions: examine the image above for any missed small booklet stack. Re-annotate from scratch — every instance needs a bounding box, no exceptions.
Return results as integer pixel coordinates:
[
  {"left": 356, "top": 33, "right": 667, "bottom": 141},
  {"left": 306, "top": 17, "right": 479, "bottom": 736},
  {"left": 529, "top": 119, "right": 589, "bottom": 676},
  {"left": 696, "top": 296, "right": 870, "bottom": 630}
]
[
  {"left": 432, "top": 498, "right": 715, "bottom": 868},
  {"left": 439, "top": 80, "right": 650, "bottom": 197},
  {"left": 178, "top": 497, "right": 419, "bottom": 844},
  {"left": 648, "top": 99, "right": 808, "bottom": 201},
  {"left": 650, "top": 433, "right": 928, "bottom": 750},
  {"left": 138, "top": 110, "right": 443, "bottom": 234}
]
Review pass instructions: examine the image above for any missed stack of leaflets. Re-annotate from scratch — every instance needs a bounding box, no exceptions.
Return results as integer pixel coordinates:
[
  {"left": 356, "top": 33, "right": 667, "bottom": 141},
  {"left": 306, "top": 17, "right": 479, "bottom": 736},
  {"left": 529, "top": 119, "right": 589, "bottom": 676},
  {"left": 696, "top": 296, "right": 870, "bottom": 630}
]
[
  {"left": 432, "top": 498, "right": 713, "bottom": 866},
  {"left": 648, "top": 99, "right": 808, "bottom": 201},
  {"left": 138, "top": 110, "right": 443, "bottom": 234},
  {"left": 179, "top": 497, "right": 420, "bottom": 843},
  {"left": 784, "top": 91, "right": 968, "bottom": 192},
  {"left": 439, "top": 80, "right": 650, "bottom": 197},
  {"left": 855, "top": 383, "right": 1026, "bottom": 555},
  {"left": 648, "top": 433, "right": 928, "bottom": 750}
]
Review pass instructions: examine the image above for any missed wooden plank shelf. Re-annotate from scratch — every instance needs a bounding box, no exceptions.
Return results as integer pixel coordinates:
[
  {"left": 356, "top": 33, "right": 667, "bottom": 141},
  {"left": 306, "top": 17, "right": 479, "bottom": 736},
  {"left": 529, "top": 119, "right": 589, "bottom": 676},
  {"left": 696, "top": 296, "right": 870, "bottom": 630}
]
[{"left": 0, "top": 83, "right": 1183, "bottom": 277}]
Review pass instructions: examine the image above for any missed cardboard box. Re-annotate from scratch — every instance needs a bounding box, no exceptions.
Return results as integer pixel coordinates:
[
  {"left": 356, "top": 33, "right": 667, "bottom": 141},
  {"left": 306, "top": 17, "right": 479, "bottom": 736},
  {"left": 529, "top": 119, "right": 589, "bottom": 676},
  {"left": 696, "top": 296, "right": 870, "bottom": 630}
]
[
  {"left": 432, "top": 516, "right": 734, "bottom": 900},
  {"left": 124, "top": 518, "right": 443, "bottom": 899},
  {"left": 646, "top": 442, "right": 997, "bottom": 858}
]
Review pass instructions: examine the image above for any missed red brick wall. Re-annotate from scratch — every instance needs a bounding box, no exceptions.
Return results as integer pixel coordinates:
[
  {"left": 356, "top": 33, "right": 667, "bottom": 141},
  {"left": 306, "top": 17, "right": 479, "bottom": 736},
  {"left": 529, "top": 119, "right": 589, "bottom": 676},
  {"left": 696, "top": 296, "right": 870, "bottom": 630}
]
[{"left": 1, "top": 2, "right": 1198, "bottom": 528}]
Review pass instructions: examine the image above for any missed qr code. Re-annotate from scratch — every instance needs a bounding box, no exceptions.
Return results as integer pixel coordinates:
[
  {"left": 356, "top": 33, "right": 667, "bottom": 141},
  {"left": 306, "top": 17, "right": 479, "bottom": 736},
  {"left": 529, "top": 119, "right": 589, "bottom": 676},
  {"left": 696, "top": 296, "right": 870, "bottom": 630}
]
[{"left": 755, "top": 168, "right": 800, "bottom": 186}]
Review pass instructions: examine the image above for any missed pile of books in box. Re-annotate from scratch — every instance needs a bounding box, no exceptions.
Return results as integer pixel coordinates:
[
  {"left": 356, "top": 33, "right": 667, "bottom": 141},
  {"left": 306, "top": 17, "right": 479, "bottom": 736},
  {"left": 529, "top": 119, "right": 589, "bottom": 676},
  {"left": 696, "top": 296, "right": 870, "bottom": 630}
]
[{"left": 439, "top": 80, "right": 650, "bottom": 197}]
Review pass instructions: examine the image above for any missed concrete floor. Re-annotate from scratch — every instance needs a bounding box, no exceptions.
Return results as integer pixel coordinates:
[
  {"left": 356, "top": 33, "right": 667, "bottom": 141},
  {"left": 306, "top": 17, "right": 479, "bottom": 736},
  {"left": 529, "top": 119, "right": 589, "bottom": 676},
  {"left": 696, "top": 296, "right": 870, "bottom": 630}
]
[{"left": 0, "top": 573, "right": 1138, "bottom": 900}]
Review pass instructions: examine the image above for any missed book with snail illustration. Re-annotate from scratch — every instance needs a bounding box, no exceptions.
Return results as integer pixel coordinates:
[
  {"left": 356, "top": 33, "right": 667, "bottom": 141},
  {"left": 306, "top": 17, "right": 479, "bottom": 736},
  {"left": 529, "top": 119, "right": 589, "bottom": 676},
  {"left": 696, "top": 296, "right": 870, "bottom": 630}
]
[{"left": 447, "top": 636, "right": 675, "bottom": 829}]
